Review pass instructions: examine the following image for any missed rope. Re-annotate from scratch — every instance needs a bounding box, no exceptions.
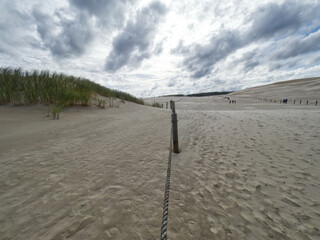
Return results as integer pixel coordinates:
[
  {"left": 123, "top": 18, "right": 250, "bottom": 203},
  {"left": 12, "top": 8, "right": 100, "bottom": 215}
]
[{"left": 160, "top": 126, "right": 173, "bottom": 240}]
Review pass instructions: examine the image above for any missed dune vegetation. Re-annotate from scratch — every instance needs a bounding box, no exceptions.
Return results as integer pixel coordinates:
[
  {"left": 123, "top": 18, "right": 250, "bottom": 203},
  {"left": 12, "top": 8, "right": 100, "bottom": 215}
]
[{"left": 0, "top": 67, "right": 145, "bottom": 107}]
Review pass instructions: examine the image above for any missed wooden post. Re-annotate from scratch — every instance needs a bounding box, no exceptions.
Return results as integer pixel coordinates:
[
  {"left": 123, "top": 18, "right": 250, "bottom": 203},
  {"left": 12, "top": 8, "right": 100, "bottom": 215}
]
[
  {"left": 316, "top": 100, "right": 318, "bottom": 106},
  {"left": 306, "top": 100, "right": 308, "bottom": 105},
  {"left": 300, "top": 100, "right": 301, "bottom": 104},
  {"left": 172, "top": 101, "right": 176, "bottom": 113},
  {"left": 294, "top": 100, "right": 295, "bottom": 104},
  {"left": 171, "top": 101, "right": 179, "bottom": 154},
  {"left": 172, "top": 113, "right": 179, "bottom": 153}
]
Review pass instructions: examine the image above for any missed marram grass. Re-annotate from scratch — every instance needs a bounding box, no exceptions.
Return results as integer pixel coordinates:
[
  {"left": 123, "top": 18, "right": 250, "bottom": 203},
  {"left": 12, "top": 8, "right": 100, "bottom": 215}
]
[{"left": 0, "top": 67, "right": 144, "bottom": 106}]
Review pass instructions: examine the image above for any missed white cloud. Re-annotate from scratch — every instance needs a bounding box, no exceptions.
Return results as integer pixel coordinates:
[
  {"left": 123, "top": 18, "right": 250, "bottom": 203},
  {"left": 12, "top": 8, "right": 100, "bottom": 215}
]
[{"left": 0, "top": 0, "right": 320, "bottom": 97}]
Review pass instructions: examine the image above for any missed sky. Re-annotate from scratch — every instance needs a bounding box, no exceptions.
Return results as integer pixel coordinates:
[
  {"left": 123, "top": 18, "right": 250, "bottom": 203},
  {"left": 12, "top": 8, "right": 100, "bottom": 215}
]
[{"left": 1, "top": 0, "right": 320, "bottom": 97}]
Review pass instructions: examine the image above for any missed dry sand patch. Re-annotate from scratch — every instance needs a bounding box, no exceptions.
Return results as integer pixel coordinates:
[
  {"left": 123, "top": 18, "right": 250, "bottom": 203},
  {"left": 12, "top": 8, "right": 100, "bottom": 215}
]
[
  {"left": 167, "top": 97, "right": 320, "bottom": 240},
  {"left": 0, "top": 103, "right": 171, "bottom": 239}
]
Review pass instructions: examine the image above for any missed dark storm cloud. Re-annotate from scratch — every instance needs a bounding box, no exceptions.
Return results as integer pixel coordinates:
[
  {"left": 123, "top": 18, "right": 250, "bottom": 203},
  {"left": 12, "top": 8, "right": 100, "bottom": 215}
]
[
  {"left": 105, "top": 1, "right": 167, "bottom": 72},
  {"left": 178, "top": 1, "right": 320, "bottom": 78},
  {"left": 33, "top": 8, "right": 94, "bottom": 58}
]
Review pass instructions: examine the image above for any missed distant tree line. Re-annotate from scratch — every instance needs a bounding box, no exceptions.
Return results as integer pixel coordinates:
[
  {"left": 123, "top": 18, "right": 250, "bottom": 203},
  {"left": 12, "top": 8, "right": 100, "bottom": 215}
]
[{"left": 161, "top": 91, "right": 233, "bottom": 98}]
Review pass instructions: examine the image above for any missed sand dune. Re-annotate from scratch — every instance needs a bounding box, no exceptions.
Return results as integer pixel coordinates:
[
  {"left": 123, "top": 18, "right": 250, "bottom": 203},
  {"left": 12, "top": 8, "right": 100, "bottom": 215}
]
[
  {"left": 1, "top": 80, "right": 320, "bottom": 240},
  {"left": 230, "top": 77, "right": 320, "bottom": 101}
]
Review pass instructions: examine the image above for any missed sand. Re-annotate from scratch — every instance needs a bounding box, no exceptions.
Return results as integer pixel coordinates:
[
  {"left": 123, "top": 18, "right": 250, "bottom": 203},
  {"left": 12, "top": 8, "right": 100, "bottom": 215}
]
[
  {"left": 0, "top": 103, "right": 171, "bottom": 239},
  {"left": 1, "top": 79, "right": 320, "bottom": 239}
]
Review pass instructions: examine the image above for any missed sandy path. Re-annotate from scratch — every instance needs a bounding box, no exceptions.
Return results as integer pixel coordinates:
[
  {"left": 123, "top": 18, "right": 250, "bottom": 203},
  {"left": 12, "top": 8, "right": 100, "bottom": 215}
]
[
  {"left": 168, "top": 97, "right": 320, "bottom": 240},
  {"left": 0, "top": 103, "right": 171, "bottom": 239}
]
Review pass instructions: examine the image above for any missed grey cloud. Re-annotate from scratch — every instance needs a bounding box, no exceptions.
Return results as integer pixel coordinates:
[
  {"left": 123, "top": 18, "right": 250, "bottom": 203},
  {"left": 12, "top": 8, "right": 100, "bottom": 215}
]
[
  {"left": 272, "top": 30, "right": 320, "bottom": 60},
  {"left": 153, "top": 41, "right": 164, "bottom": 55},
  {"left": 32, "top": 0, "right": 135, "bottom": 59},
  {"left": 105, "top": 1, "right": 167, "bottom": 72},
  {"left": 0, "top": 2, "right": 38, "bottom": 55},
  {"left": 245, "top": 2, "right": 314, "bottom": 41},
  {"left": 69, "top": 0, "right": 132, "bottom": 28},
  {"left": 132, "top": 73, "right": 155, "bottom": 79},
  {"left": 167, "top": 78, "right": 177, "bottom": 87},
  {"left": 243, "top": 60, "right": 260, "bottom": 72},
  {"left": 212, "top": 78, "right": 226, "bottom": 85},
  {"left": 183, "top": 30, "right": 241, "bottom": 78},
  {"left": 178, "top": 1, "right": 320, "bottom": 78},
  {"left": 268, "top": 59, "right": 299, "bottom": 71},
  {"left": 268, "top": 63, "right": 283, "bottom": 71},
  {"left": 171, "top": 40, "right": 190, "bottom": 55},
  {"left": 313, "top": 55, "right": 320, "bottom": 64},
  {"left": 151, "top": 83, "right": 159, "bottom": 91},
  {"left": 231, "top": 50, "right": 261, "bottom": 72},
  {"left": 33, "top": 8, "right": 94, "bottom": 58}
]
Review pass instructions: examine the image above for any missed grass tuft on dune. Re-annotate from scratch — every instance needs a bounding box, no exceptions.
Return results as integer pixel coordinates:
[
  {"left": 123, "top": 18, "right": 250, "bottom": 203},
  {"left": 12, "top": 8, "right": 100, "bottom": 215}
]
[{"left": 0, "top": 67, "right": 144, "bottom": 107}]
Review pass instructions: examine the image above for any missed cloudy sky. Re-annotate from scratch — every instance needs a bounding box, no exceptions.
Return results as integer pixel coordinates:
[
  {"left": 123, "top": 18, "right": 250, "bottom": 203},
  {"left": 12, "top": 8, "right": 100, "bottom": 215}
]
[{"left": 1, "top": 0, "right": 320, "bottom": 97}]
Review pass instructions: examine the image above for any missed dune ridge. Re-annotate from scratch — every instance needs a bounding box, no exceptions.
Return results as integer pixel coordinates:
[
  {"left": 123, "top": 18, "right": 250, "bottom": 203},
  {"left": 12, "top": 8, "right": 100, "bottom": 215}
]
[{"left": 230, "top": 77, "right": 320, "bottom": 100}]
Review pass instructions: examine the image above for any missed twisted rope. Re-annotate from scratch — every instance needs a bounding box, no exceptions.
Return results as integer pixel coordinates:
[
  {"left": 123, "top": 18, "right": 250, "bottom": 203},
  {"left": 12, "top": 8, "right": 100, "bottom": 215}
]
[{"left": 160, "top": 126, "right": 173, "bottom": 240}]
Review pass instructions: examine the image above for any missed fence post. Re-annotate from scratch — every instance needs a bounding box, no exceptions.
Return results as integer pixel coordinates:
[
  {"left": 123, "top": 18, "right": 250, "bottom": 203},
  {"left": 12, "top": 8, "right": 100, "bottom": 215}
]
[
  {"left": 306, "top": 100, "right": 309, "bottom": 105},
  {"left": 171, "top": 101, "right": 179, "bottom": 154},
  {"left": 294, "top": 100, "right": 295, "bottom": 104},
  {"left": 316, "top": 100, "right": 318, "bottom": 106},
  {"left": 300, "top": 100, "right": 302, "bottom": 104}
]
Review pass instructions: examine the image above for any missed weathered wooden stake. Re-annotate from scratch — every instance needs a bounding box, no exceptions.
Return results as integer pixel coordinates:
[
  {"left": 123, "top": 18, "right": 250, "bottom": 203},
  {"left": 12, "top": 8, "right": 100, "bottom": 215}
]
[
  {"left": 316, "top": 100, "right": 318, "bottom": 106},
  {"left": 171, "top": 101, "right": 179, "bottom": 154},
  {"left": 306, "top": 100, "right": 309, "bottom": 105},
  {"left": 300, "top": 100, "right": 302, "bottom": 104},
  {"left": 172, "top": 113, "right": 179, "bottom": 153},
  {"left": 172, "top": 101, "right": 176, "bottom": 113},
  {"left": 294, "top": 100, "right": 295, "bottom": 104}
]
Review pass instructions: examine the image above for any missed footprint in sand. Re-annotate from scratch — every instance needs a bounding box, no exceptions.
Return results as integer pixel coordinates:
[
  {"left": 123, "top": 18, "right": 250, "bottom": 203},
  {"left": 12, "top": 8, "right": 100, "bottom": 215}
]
[
  {"left": 210, "top": 226, "right": 218, "bottom": 234},
  {"left": 107, "top": 227, "right": 120, "bottom": 237}
]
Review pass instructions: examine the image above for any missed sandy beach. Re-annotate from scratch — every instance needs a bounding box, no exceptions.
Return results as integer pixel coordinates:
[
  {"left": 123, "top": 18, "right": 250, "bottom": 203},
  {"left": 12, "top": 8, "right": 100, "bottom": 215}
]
[{"left": 1, "top": 79, "right": 320, "bottom": 239}]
